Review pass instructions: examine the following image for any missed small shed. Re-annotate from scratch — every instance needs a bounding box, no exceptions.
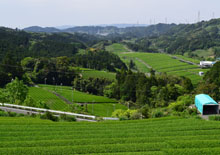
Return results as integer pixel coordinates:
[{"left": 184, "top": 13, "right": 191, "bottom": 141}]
[{"left": 195, "top": 94, "right": 219, "bottom": 115}]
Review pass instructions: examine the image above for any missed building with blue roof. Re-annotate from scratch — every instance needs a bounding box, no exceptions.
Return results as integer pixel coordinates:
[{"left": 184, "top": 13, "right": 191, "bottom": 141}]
[{"left": 195, "top": 94, "right": 219, "bottom": 115}]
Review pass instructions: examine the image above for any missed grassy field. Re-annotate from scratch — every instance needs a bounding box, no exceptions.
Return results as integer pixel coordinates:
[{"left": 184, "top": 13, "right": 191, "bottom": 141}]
[
  {"left": 1, "top": 116, "right": 220, "bottom": 154},
  {"left": 37, "top": 85, "right": 126, "bottom": 117},
  {"left": 106, "top": 43, "right": 207, "bottom": 84},
  {"left": 74, "top": 67, "right": 116, "bottom": 81}
]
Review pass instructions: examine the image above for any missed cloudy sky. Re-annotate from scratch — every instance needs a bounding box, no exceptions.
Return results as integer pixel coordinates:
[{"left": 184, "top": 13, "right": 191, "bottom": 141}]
[{"left": 0, "top": 0, "right": 219, "bottom": 28}]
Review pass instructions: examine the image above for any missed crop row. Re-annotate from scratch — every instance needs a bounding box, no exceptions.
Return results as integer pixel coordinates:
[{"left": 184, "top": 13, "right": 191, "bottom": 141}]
[
  {"left": 0, "top": 143, "right": 165, "bottom": 155},
  {"left": 1, "top": 136, "right": 220, "bottom": 148},
  {"left": 1, "top": 122, "right": 220, "bottom": 135}
]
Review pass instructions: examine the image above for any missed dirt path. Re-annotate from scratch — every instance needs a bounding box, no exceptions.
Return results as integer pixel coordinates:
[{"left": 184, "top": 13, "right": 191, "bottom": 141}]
[
  {"left": 135, "top": 58, "right": 152, "bottom": 70},
  {"left": 43, "top": 88, "right": 73, "bottom": 104},
  {"left": 170, "top": 55, "right": 199, "bottom": 66}
]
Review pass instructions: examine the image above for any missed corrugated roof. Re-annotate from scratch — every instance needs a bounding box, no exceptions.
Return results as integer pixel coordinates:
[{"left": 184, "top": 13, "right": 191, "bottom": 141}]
[{"left": 195, "top": 94, "right": 218, "bottom": 105}]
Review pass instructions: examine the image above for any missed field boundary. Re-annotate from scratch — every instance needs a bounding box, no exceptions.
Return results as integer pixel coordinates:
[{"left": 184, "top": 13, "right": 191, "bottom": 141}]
[{"left": 0, "top": 103, "right": 96, "bottom": 120}]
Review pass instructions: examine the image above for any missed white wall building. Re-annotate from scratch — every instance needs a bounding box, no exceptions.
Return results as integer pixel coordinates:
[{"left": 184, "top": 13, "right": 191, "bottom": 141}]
[{"left": 200, "top": 61, "right": 214, "bottom": 68}]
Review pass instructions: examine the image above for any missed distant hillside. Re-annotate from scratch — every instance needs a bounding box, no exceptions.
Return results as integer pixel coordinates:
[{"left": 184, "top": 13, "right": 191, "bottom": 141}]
[
  {"left": 0, "top": 27, "right": 101, "bottom": 61},
  {"left": 23, "top": 24, "right": 176, "bottom": 38},
  {"left": 23, "top": 26, "right": 61, "bottom": 33},
  {"left": 129, "top": 18, "right": 220, "bottom": 58}
]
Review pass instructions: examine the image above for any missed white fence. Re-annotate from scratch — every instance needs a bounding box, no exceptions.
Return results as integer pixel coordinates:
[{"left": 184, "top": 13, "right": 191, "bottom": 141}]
[{"left": 0, "top": 103, "right": 96, "bottom": 120}]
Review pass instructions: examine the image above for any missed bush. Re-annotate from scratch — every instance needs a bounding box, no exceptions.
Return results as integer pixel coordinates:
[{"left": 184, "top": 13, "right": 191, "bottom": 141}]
[
  {"left": 141, "top": 105, "right": 150, "bottom": 118},
  {"left": 112, "top": 109, "right": 141, "bottom": 120},
  {"left": 130, "top": 111, "right": 142, "bottom": 120},
  {"left": 0, "top": 111, "right": 9, "bottom": 117},
  {"left": 169, "top": 101, "right": 185, "bottom": 112},
  {"left": 60, "top": 114, "right": 76, "bottom": 122},
  {"left": 152, "top": 109, "right": 164, "bottom": 118},
  {"left": 40, "top": 112, "right": 59, "bottom": 122},
  {"left": 209, "top": 115, "right": 220, "bottom": 121},
  {"left": 187, "top": 108, "right": 197, "bottom": 115},
  {"left": 7, "top": 112, "right": 17, "bottom": 117}
]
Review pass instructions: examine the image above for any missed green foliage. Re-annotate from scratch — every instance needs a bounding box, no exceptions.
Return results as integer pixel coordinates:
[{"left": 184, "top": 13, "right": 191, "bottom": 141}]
[
  {"left": 151, "top": 109, "right": 164, "bottom": 118},
  {"left": 112, "top": 70, "right": 193, "bottom": 108},
  {"left": 22, "top": 56, "right": 76, "bottom": 86},
  {"left": 209, "top": 115, "right": 220, "bottom": 121},
  {"left": 0, "top": 89, "right": 9, "bottom": 103},
  {"left": 141, "top": 105, "right": 151, "bottom": 118},
  {"left": 112, "top": 109, "right": 141, "bottom": 120},
  {"left": 6, "top": 78, "right": 28, "bottom": 104},
  {"left": 40, "top": 111, "right": 59, "bottom": 122},
  {"left": 0, "top": 52, "right": 24, "bottom": 87},
  {"left": 72, "top": 50, "right": 127, "bottom": 72},
  {"left": 197, "top": 61, "right": 220, "bottom": 101},
  {"left": 73, "top": 77, "right": 113, "bottom": 96},
  {"left": 60, "top": 114, "right": 76, "bottom": 122}
]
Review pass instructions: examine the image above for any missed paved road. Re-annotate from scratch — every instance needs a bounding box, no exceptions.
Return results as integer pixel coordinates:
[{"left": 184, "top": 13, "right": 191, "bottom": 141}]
[
  {"left": 0, "top": 106, "right": 97, "bottom": 122},
  {"left": 0, "top": 107, "right": 43, "bottom": 115}
]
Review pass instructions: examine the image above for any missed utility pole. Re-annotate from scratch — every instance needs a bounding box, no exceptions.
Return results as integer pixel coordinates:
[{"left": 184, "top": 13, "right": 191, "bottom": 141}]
[
  {"left": 72, "top": 86, "right": 74, "bottom": 103},
  {"left": 213, "top": 12, "right": 215, "bottom": 19},
  {"left": 198, "top": 11, "right": 200, "bottom": 22},
  {"left": 44, "top": 78, "right": 47, "bottom": 85},
  {"left": 60, "top": 83, "right": 63, "bottom": 93}
]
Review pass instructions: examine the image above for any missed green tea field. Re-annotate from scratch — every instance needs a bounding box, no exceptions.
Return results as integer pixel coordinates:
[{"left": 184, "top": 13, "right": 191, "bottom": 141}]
[
  {"left": 106, "top": 43, "right": 208, "bottom": 84},
  {"left": 30, "top": 85, "right": 126, "bottom": 117},
  {"left": 1, "top": 116, "right": 220, "bottom": 154},
  {"left": 74, "top": 67, "right": 116, "bottom": 81}
]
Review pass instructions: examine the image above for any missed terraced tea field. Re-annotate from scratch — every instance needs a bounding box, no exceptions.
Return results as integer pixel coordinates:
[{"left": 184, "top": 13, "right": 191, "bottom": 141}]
[
  {"left": 1, "top": 116, "right": 220, "bottom": 154},
  {"left": 74, "top": 67, "right": 116, "bottom": 80},
  {"left": 35, "top": 85, "right": 126, "bottom": 117},
  {"left": 106, "top": 44, "right": 208, "bottom": 84}
]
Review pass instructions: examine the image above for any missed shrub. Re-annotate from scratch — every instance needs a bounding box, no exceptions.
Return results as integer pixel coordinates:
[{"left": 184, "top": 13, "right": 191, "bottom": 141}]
[
  {"left": 209, "top": 115, "right": 220, "bottom": 121},
  {"left": 130, "top": 111, "right": 142, "bottom": 120},
  {"left": 40, "top": 111, "right": 59, "bottom": 122},
  {"left": 0, "top": 111, "right": 9, "bottom": 117},
  {"left": 141, "top": 105, "right": 150, "bottom": 118},
  {"left": 112, "top": 109, "right": 141, "bottom": 120},
  {"left": 152, "top": 109, "right": 164, "bottom": 118},
  {"left": 60, "top": 114, "right": 76, "bottom": 122}
]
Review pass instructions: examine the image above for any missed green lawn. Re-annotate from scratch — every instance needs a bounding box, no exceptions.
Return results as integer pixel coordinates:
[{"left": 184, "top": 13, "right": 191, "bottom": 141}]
[{"left": 1, "top": 116, "right": 220, "bottom": 154}]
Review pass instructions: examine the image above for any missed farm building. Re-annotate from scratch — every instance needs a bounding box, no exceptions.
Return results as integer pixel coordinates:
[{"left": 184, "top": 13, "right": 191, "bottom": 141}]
[
  {"left": 195, "top": 94, "right": 219, "bottom": 115},
  {"left": 200, "top": 61, "right": 214, "bottom": 68}
]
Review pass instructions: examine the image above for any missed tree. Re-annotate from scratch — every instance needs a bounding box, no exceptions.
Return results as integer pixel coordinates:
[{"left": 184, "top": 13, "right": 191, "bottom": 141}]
[
  {"left": 0, "top": 52, "right": 24, "bottom": 87},
  {"left": 6, "top": 78, "right": 28, "bottom": 104}
]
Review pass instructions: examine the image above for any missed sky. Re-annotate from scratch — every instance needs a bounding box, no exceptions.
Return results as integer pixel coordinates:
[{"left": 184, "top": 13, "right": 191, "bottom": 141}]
[{"left": 0, "top": 0, "right": 220, "bottom": 29}]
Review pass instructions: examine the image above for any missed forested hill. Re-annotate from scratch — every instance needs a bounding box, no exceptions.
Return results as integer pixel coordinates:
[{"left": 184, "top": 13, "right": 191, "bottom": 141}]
[
  {"left": 0, "top": 27, "right": 101, "bottom": 61},
  {"left": 23, "top": 24, "right": 176, "bottom": 38},
  {"left": 129, "top": 18, "right": 220, "bottom": 57}
]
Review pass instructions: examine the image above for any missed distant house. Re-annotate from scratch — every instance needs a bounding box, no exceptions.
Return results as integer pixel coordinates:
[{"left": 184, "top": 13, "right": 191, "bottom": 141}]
[
  {"left": 195, "top": 94, "right": 219, "bottom": 115},
  {"left": 200, "top": 61, "right": 214, "bottom": 68},
  {"left": 199, "top": 71, "right": 204, "bottom": 76}
]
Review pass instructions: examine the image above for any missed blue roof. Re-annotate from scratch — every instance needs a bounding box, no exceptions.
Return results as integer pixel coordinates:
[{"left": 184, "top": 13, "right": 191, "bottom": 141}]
[
  {"left": 195, "top": 94, "right": 218, "bottom": 114},
  {"left": 195, "top": 94, "right": 217, "bottom": 105}
]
